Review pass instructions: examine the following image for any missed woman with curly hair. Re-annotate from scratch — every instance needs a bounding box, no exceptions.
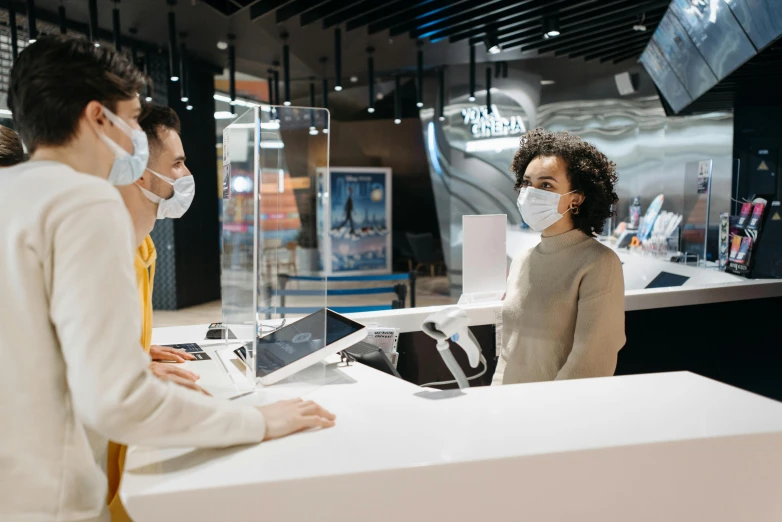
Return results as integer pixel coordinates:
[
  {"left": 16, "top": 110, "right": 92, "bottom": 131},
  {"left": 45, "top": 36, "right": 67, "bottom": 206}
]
[{"left": 492, "top": 128, "right": 625, "bottom": 385}]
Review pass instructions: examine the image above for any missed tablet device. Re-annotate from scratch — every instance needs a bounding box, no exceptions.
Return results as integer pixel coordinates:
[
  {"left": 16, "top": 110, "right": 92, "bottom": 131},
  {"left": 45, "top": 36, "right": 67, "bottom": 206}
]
[{"left": 244, "top": 308, "right": 367, "bottom": 386}]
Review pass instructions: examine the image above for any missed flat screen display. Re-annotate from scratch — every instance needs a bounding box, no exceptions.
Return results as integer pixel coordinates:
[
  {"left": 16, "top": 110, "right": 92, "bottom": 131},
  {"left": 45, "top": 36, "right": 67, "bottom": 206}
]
[
  {"left": 645, "top": 271, "right": 690, "bottom": 289},
  {"left": 670, "top": 0, "right": 756, "bottom": 80},
  {"left": 653, "top": 11, "right": 719, "bottom": 100},
  {"left": 725, "top": 0, "right": 782, "bottom": 50},
  {"left": 640, "top": 41, "right": 694, "bottom": 113},
  {"left": 251, "top": 309, "right": 364, "bottom": 377}
]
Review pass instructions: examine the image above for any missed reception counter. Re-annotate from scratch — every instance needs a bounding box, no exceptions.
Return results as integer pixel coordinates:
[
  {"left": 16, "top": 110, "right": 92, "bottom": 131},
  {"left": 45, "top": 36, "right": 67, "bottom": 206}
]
[{"left": 121, "top": 324, "right": 782, "bottom": 522}]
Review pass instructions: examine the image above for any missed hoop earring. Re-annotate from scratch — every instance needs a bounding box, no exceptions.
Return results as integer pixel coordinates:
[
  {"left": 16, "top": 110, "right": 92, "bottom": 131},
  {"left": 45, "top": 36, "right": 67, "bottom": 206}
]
[{"left": 570, "top": 205, "right": 580, "bottom": 215}]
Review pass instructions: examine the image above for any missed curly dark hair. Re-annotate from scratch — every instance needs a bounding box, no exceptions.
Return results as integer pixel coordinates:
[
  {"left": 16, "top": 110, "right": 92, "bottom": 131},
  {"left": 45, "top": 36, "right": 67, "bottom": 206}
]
[{"left": 511, "top": 128, "right": 618, "bottom": 236}]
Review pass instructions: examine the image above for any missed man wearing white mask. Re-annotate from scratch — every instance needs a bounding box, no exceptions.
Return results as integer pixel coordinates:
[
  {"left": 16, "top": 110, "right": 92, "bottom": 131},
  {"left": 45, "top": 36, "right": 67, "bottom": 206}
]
[{"left": 0, "top": 36, "right": 335, "bottom": 522}]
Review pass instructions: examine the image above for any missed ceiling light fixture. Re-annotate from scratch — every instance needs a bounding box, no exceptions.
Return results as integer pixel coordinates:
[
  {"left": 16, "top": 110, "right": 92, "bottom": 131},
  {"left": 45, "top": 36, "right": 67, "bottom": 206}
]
[
  {"left": 334, "top": 28, "right": 343, "bottom": 92},
  {"left": 438, "top": 68, "right": 446, "bottom": 122},
  {"left": 186, "top": 104, "right": 193, "bottom": 111},
  {"left": 228, "top": 34, "right": 236, "bottom": 112},
  {"left": 179, "top": 32, "right": 190, "bottom": 104},
  {"left": 217, "top": 41, "right": 228, "bottom": 50},
  {"left": 416, "top": 40, "right": 425, "bottom": 108},
  {"left": 319, "top": 56, "right": 329, "bottom": 109},
  {"left": 468, "top": 43, "right": 476, "bottom": 102},
  {"left": 484, "top": 27, "right": 501, "bottom": 55},
  {"left": 633, "top": 13, "right": 647, "bottom": 32},
  {"left": 26, "top": 0, "right": 37, "bottom": 43},
  {"left": 112, "top": 0, "right": 121, "bottom": 50},
  {"left": 486, "top": 67, "right": 492, "bottom": 114},
  {"left": 394, "top": 74, "right": 401, "bottom": 124},
  {"left": 367, "top": 46, "right": 375, "bottom": 114},
  {"left": 309, "top": 78, "right": 317, "bottom": 130},
  {"left": 88, "top": 0, "right": 98, "bottom": 43},
  {"left": 282, "top": 32, "right": 292, "bottom": 107},
  {"left": 272, "top": 60, "right": 281, "bottom": 106},
  {"left": 540, "top": 79, "right": 555, "bottom": 85},
  {"left": 167, "top": 0, "right": 179, "bottom": 82},
  {"left": 350, "top": 76, "right": 358, "bottom": 83},
  {"left": 544, "top": 16, "right": 561, "bottom": 38}
]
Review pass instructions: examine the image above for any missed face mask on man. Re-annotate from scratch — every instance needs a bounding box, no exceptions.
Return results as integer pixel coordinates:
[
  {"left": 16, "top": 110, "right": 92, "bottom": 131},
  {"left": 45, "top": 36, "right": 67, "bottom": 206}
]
[
  {"left": 517, "top": 186, "right": 577, "bottom": 232},
  {"left": 138, "top": 168, "right": 196, "bottom": 219},
  {"left": 98, "top": 106, "right": 149, "bottom": 186}
]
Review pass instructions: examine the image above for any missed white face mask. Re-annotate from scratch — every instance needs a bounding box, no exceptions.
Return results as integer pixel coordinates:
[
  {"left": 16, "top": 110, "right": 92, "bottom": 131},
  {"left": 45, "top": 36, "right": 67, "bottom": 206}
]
[
  {"left": 517, "top": 186, "right": 576, "bottom": 232},
  {"left": 98, "top": 106, "right": 149, "bottom": 186},
  {"left": 138, "top": 168, "right": 195, "bottom": 219}
]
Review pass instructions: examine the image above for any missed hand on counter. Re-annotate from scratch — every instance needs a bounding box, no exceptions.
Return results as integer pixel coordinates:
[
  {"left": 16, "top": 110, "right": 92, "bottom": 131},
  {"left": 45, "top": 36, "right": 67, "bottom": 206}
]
[
  {"left": 258, "top": 399, "right": 336, "bottom": 441},
  {"left": 150, "top": 344, "right": 195, "bottom": 363},
  {"left": 150, "top": 362, "right": 209, "bottom": 396}
]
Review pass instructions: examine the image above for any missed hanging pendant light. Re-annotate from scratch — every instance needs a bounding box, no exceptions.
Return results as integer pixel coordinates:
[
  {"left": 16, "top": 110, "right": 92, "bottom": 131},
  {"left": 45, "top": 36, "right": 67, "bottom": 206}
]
[
  {"left": 9, "top": 1, "right": 18, "bottom": 60},
  {"left": 58, "top": 2, "right": 67, "bottom": 34},
  {"left": 367, "top": 47, "right": 375, "bottom": 114},
  {"left": 394, "top": 75, "right": 401, "bottom": 124},
  {"left": 112, "top": 1, "right": 121, "bottom": 50},
  {"left": 142, "top": 54, "right": 153, "bottom": 102},
  {"left": 272, "top": 60, "right": 280, "bottom": 106},
  {"left": 309, "top": 79, "right": 317, "bottom": 135},
  {"left": 469, "top": 43, "right": 476, "bottom": 102},
  {"left": 267, "top": 69, "right": 275, "bottom": 104},
  {"left": 179, "top": 33, "right": 189, "bottom": 103},
  {"left": 486, "top": 67, "right": 492, "bottom": 114},
  {"left": 438, "top": 68, "right": 446, "bottom": 122},
  {"left": 167, "top": 0, "right": 179, "bottom": 82},
  {"left": 334, "top": 28, "right": 342, "bottom": 92},
  {"left": 228, "top": 34, "right": 236, "bottom": 112},
  {"left": 26, "top": 0, "right": 37, "bottom": 43},
  {"left": 416, "top": 41, "right": 424, "bottom": 108},
  {"left": 282, "top": 32, "right": 291, "bottom": 106},
  {"left": 88, "top": 0, "right": 99, "bottom": 45}
]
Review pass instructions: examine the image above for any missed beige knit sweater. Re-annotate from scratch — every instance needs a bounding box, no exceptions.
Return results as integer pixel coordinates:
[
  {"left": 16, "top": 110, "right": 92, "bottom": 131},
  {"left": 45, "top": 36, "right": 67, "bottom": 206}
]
[{"left": 493, "top": 229, "right": 626, "bottom": 385}]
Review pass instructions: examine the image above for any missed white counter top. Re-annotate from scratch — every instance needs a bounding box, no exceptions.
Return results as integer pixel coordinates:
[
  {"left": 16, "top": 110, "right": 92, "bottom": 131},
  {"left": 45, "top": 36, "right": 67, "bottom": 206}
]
[{"left": 122, "top": 325, "right": 782, "bottom": 522}]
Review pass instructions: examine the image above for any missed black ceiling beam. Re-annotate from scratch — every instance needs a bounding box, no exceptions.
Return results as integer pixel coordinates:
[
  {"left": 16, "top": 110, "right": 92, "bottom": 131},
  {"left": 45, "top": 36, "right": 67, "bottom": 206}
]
[
  {"left": 602, "top": 43, "right": 649, "bottom": 63},
  {"left": 420, "top": 0, "right": 542, "bottom": 42},
  {"left": 276, "top": 0, "right": 330, "bottom": 23},
  {"left": 368, "top": 0, "right": 463, "bottom": 35},
  {"left": 346, "top": 0, "right": 436, "bottom": 32},
  {"left": 456, "top": 0, "right": 586, "bottom": 44},
  {"left": 609, "top": 45, "right": 649, "bottom": 64},
  {"left": 387, "top": 0, "right": 489, "bottom": 38},
  {"left": 542, "top": 15, "right": 662, "bottom": 55},
  {"left": 323, "top": 0, "right": 382, "bottom": 28},
  {"left": 502, "top": 10, "right": 654, "bottom": 51},
  {"left": 571, "top": 30, "right": 652, "bottom": 57},
  {"left": 300, "top": 0, "right": 363, "bottom": 26},
  {"left": 431, "top": 0, "right": 553, "bottom": 43},
  {"left": 408, "top": 0, "right": 513, "bottom": 39},
  {"left": 250, "top": 0, "right": 295, "bottom": 20}
]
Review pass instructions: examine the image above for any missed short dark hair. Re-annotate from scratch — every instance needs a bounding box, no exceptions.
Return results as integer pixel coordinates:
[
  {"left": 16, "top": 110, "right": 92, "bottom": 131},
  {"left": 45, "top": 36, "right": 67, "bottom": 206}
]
[
  {"left": 8, "top": 35, "right": 148, "bottom": 153},
  {"left": 0, "top": 125, "right": 25, "bottom": 167},
  {"left": 139, "top": 104, "right": 181, "bottom": 156},
  {"left": 512, "top": 128, "right": 618, "bottom": 236}
]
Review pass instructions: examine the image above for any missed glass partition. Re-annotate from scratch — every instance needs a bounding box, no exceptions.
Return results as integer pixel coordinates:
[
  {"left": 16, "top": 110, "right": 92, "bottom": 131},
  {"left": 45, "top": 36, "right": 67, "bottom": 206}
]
[{"left": 221, "top": 105, "right": 330, "bottom": 392}]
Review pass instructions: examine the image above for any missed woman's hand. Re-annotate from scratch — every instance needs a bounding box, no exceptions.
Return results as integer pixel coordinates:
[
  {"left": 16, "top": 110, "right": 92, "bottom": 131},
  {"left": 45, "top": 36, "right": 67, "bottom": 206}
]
[
  {"left": 150, "top": 362, "right": 209, "bottom": 396},
  {"left": 257, "top": 399, "right": 336, "bottom": 441},
  {"left": 149, "top": 344, "right": 195, "bottom": 363}
]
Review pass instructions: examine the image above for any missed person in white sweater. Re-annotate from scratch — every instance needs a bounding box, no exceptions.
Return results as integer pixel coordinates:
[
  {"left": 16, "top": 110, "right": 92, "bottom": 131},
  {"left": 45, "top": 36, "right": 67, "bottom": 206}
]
[
  {"left": 493, "top": 129, "right": 626, "bottom": 385},
  {"left": 0, "top": 36, "right": 335, "bottom": 522}
]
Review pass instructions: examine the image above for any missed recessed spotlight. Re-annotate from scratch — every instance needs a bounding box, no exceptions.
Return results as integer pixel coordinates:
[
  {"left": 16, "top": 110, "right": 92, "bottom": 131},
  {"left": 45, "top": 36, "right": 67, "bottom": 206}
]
[
  {"left": 544, "top": 16, "right": 561, "bottom": 38},
  {"left": 217, "top": 41, "right": 228, "bottom": 50},
  {"left": 540, "top": 80, "right": 555, "bottom": 85},
  {"left": 368, "top": 107, "right": 375, "bottom": 113},
  {"left": 394, "top": 118, "right": 401, "bottom": 124},
  {"left": 334, "top": 85, "right": 343, "bottom": 92},
  {"left": 484, "top": 28, "right": 502, "bottom": 54},
  {"left": 350, "top": 76, "right": 359, "bottom": 83},
  {"left": 186, "top": 105, "right": 193, "bottom": 111},
  {"left": 416, "top": 102, "right": 424, "bottom": 108},
  {"left": 171, "top": 76, "right": 179, "bottom": 82}
]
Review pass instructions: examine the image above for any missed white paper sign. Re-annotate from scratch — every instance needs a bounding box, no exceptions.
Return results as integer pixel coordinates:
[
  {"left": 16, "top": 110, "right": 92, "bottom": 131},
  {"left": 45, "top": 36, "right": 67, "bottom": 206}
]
[{"left": 462, "top": 214, "right": 507, "bottom": 296}]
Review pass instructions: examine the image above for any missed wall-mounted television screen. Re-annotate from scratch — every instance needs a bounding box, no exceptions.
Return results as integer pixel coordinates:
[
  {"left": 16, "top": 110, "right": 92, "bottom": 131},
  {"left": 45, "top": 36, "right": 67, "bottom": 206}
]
[
  {"left": 670, "top": 0, "right": 757, "bottom": 80},
  {"left": 725, "top": 0, "right": 782, "bottom": 51},
  {"left": 639, "top": 40, "right": 694, "bottom": 113},
  {"left": 653, "top": 11, "right": 718, "bottom": 100}
]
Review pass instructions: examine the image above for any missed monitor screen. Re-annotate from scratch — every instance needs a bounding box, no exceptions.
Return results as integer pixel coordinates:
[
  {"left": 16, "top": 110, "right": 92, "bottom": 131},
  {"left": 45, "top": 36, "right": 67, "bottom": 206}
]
[
  {"left": 653, "top": 11, "right": 719, "bottom": 100},
  {"left": 725, "top": 0, "right": 782, "bottom": 51},
  {"left": 640, "top": 41, "right": 694, "bottom": 113},
  {"left": 251, "top": 309, "right": 364, "bottom": 377},
  {"left": 670, "top": 0, "right": 757, "bottom": 80},
  {"left": 645, "top": 271, "right": 690, "bottom": 289}
]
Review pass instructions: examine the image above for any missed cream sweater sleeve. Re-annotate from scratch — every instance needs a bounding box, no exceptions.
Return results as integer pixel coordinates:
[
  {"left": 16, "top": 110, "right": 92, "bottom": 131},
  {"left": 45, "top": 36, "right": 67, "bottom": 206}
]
[
  {"left": 49, "top": 197, "right": 266, "bottom": 448},
  {"left": 555, "top": 252, "right": 626, "bottom": 381}
]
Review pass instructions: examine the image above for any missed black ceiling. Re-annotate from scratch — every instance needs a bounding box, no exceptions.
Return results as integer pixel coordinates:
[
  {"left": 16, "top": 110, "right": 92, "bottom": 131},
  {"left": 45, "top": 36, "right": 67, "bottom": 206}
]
[{"left": 203, "top": 0, "right": 666, "bottom": 65}]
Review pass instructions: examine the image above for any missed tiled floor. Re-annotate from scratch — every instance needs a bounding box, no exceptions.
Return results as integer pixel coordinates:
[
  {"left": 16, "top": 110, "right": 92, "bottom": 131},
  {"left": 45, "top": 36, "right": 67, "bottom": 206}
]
[{"left": 153, "top": 276, "right": 457, "bottom": 327}]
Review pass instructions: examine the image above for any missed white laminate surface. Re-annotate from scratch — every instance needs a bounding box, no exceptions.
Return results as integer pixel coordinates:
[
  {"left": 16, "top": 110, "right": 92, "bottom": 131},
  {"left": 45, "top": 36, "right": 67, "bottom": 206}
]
[{"left": 121, "top": 325, "right": 782, "bottom": 522}]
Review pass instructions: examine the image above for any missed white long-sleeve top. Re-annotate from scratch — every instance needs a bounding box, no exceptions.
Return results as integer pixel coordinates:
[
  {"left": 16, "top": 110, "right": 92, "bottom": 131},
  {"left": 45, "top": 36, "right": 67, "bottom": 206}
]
[{"left": 0, "top": 161, "right": 266, "bottom": 522}]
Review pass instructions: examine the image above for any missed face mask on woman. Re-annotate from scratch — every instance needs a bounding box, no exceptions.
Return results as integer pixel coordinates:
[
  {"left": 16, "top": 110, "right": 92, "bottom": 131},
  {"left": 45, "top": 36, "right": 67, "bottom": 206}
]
[
  {"left": 97, "top": 106, "right": 150, "bottom": 186},
  {"left": 138, "top": 169, "right": 196, "bottom": 219},
  {"left": 517, "top": 186, "right": 577, "bottom": 232}
]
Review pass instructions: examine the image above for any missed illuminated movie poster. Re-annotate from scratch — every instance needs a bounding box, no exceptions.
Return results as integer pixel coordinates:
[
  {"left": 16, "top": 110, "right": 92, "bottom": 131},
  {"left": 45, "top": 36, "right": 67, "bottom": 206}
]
[{"left": 320, "top": 167, "right": 392, "bottom": 275}]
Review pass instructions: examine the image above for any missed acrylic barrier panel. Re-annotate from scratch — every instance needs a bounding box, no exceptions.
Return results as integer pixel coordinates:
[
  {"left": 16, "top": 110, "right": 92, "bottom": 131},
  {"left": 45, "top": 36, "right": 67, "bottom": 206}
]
[{"left": 221, "top": 106, "right": 332, "bottom": 392}]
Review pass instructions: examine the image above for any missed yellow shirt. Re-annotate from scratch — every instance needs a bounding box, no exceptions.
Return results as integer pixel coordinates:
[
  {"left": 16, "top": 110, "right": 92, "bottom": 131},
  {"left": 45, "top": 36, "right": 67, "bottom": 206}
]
[{"left": 106, "top": 235, "right": 156, "bottom": 521}]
